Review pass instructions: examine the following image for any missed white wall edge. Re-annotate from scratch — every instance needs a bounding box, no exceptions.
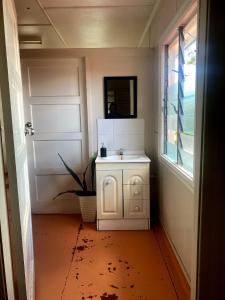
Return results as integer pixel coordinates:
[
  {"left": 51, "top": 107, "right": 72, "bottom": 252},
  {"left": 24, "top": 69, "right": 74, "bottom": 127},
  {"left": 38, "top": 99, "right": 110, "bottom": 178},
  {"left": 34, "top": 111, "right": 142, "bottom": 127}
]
[
  {"left": 160, "top": 155, "right": 194, "bottom": 193},
  {"left": 84, "top": 56, "right": 94, "bottom": 157}
]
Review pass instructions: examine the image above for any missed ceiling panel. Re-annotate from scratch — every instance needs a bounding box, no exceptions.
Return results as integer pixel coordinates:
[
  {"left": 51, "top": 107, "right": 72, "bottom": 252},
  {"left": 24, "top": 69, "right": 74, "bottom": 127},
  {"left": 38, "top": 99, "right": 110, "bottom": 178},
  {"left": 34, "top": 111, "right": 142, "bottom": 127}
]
[
  {"left": 18, "top": 25, "right": 64, "bottom": 48},
  {"left": 46, "top": 6, "right": 153, "bottom": 47},
  {"left": 41, "top": 0, "right": 156, "bottom": 8},
  {"left": 15, "top": 0, "right": 50, "bottom": 24}
]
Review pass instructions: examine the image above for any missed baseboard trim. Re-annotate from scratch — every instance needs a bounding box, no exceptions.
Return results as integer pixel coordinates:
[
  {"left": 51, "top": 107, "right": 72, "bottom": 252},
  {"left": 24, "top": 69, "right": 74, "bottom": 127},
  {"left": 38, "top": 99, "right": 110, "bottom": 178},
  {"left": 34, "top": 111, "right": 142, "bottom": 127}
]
[
  {"left": 97, "top": 219, "right": 150, "bottom": 230},
  {"left": 153, "top": 225, "right": 190, "bottom": 300}
]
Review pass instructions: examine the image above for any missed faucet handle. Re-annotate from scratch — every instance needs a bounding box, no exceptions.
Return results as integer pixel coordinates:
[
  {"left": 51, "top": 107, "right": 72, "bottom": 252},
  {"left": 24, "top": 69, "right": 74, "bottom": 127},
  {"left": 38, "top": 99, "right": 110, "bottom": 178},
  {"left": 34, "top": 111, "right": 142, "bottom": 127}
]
[{"left": 119, "top": 148, "right": 124, "bottom": 155}]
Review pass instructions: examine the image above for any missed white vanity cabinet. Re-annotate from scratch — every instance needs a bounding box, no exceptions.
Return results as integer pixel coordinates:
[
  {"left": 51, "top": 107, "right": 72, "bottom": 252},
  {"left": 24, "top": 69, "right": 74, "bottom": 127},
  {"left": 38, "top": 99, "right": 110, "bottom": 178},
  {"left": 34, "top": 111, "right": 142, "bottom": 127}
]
[{"left": 96, "top": 159, "right": 150, "bottom": 230}]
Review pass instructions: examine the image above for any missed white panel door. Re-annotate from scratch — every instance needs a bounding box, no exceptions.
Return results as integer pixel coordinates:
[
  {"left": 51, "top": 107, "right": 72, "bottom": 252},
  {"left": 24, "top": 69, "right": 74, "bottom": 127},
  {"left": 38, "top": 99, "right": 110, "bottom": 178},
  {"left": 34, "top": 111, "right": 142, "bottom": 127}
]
[
  {"left": 0, "top": 0, "right": 34, "bottom": 298},
  {"left": 96, "top": 170, "right": 123, "bottom": 219},
  {"left": 22, "top": 58, "right": 88, "bottom": 213}
]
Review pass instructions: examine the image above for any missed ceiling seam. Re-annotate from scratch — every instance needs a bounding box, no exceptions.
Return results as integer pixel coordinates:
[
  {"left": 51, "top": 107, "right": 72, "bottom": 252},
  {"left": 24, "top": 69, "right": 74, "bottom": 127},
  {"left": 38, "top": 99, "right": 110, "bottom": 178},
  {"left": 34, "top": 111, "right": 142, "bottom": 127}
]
[
  {"left": 34, "top": 0, "right": 69, "bottom": 48},
  {"left": 137, "top": 0, "right": 161, "bottom": 47},
  {"left": 44, "top": 5, "right": 154, "bottom": 10},
  {"left": 18, "top": 24, "right": 51, "bottom": 26}
]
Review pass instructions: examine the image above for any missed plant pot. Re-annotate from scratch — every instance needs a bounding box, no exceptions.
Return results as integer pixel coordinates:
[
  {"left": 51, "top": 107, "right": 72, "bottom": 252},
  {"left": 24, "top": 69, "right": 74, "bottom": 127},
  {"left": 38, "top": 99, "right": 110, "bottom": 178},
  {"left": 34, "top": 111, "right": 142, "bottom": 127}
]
[{"left": 78, "top": 195, "right": 96, "bottom": 222}]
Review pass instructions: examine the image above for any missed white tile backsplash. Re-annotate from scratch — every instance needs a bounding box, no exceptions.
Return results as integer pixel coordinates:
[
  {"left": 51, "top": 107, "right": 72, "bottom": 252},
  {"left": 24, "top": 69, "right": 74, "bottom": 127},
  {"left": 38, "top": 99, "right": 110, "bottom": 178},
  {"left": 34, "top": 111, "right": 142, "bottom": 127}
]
[
  {"left": 97, "top": 119, "right": 114, "bottom": 135},
  {"left": 114, "top": 119, "right": 144, "bottom": 135},
  {"left": 98, "top": 134, "right": 114, "bottom": 150},
  {"left": 97, "top": 119, "right": 144, "bottom": 153},
  {"left": 128, "top": 134, "right": 144, "bottom": 150},
  {"left": 114, "top": 134, "right": 129, "bottom": 150}
]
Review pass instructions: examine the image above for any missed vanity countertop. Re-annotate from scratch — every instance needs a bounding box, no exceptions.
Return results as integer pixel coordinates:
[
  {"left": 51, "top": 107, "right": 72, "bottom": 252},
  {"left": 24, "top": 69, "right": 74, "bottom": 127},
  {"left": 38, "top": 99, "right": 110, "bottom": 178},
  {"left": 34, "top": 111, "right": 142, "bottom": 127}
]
[{"left": 96, "top": 154, "right": 151, "bottom": 163}]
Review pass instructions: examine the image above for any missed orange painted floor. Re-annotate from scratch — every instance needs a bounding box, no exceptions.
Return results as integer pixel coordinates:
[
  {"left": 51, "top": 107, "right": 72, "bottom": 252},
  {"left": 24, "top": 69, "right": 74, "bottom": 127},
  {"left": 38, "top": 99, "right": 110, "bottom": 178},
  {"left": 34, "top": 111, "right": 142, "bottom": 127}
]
[{"left": 32, "top": 215, "right": 178, "bottom": 300}]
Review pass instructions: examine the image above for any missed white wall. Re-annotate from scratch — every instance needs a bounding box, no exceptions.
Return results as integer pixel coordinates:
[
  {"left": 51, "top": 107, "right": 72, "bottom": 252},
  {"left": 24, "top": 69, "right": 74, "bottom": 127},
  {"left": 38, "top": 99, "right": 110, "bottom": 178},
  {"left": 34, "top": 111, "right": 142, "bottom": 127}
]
[
  {"left": 159, "top": 162, "right": 194, "bottom": 278},
  {"left": 21, "top": 48, "right": 154, "bottom": 158},
  {"left": 150, "top": 0, "right": 196, "bottom": 281}
]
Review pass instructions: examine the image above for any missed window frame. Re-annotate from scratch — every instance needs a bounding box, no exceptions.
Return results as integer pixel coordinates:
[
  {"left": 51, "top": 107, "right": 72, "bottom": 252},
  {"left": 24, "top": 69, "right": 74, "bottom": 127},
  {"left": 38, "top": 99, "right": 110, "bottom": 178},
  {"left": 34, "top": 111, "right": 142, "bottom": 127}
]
[{"left": 160, "top": 13, "right": 197, "bottom": 182}]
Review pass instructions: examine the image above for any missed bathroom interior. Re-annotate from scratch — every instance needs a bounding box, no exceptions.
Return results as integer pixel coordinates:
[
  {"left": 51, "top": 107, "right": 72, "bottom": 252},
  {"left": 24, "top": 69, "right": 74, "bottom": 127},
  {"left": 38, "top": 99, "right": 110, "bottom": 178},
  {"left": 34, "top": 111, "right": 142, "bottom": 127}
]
[{"left": 0, "top": 0, "right": 201, "bottom": 299}]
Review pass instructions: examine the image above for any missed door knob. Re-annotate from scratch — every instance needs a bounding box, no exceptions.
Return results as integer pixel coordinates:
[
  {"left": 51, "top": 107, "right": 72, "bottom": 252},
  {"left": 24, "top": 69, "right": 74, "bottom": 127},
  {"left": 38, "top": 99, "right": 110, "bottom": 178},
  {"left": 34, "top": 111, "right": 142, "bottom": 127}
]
[
  {"left": 25, "top": 122, "right": 35, "bottom": 136},
  {"left": 134, "top": 205, "right": 141, "bottom": 212}
]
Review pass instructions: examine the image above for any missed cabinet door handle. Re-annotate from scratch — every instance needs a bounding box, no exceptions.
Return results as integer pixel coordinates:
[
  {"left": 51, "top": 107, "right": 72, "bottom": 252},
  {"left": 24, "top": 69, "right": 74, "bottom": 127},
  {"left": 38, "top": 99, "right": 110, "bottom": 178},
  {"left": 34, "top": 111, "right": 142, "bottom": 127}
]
[
  {"left": 134, "top": 190, "right": 140, "bottom": 195},
  {"left": 105, "top": 179, "right": 112, "bottom": 185}
]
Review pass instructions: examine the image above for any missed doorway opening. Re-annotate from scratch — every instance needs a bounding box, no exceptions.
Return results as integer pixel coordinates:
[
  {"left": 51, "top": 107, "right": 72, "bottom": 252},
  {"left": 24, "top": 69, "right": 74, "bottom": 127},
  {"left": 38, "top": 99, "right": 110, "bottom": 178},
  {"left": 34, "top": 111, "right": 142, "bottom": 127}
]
[{"left": 0, "top": 0, "right": 207, "bottom": 299}]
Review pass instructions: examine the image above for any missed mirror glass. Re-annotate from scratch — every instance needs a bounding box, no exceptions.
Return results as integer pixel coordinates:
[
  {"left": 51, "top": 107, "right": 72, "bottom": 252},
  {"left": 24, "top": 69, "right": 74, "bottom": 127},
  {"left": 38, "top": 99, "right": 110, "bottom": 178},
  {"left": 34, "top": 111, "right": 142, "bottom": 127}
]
[{"left": 104, "top": 76, "right": 137, "bottom": 119}]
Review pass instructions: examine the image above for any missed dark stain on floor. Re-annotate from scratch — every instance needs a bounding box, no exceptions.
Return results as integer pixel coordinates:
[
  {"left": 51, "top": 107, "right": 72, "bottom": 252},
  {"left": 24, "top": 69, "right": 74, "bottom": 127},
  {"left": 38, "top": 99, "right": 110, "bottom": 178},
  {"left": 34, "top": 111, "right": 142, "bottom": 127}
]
[
  {"left": 110, "top": 285, "right": 119, "bottom": 289},
  {"left": 76, "top": 245, "right": 88, "bottom": 252},
  {"left": 64, "top": 226, "right": 145, "bottom": 299},
  {"left": 100, "top": 292, "right": 118, "bottom": 300}
]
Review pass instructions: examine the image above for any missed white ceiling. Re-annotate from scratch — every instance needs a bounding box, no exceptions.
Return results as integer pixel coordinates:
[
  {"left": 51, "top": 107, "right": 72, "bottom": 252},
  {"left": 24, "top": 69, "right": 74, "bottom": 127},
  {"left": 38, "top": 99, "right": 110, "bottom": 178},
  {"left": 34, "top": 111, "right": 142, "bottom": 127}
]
[{"left": 15, "top": 0, "right": 159, "bottom": 48}]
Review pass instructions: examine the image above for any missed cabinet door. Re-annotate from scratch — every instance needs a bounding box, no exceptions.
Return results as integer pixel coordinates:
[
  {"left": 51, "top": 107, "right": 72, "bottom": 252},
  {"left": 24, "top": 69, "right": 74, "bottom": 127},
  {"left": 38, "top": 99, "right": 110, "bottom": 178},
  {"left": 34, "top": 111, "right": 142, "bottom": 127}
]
[{"left": 96, "top": 170, "right": 122, "bottom": 219}]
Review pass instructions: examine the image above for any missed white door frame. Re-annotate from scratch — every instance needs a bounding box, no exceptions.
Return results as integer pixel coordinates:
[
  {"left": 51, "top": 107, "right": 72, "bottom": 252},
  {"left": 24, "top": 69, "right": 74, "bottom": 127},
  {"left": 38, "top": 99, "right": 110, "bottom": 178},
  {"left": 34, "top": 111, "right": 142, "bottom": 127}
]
[
  {"left": 0, "top": 126, "right": 15, "bottom": 300},
  {"left": 191, "top": 0, "right": 208, "bottom": 298}
]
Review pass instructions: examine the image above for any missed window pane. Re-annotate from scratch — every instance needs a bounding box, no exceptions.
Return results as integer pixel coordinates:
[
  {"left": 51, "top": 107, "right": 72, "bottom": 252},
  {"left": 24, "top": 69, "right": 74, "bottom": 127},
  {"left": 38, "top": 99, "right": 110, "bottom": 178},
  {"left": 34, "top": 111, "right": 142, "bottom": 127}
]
[
  {"left": 180, "top": 15, "right": 197, "bottom": 173},
  {"left": 166, "top": 37, "right": 179, "bottom": 162}
]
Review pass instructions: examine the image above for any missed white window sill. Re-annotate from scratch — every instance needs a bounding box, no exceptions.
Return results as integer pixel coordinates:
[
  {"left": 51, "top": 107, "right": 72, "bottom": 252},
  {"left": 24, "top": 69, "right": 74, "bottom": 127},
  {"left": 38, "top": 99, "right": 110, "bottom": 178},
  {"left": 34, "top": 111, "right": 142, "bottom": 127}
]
[{"left": 160, "top": 154, "right": 194, "bottom": 193}]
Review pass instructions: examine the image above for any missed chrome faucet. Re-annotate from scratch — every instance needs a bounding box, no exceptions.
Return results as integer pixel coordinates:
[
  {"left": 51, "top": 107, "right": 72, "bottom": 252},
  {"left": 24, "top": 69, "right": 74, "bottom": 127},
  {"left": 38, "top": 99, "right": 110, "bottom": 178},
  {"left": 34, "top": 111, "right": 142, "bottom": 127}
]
[{"left": 119, "top": 148, "right": 124, "bottom": 156}]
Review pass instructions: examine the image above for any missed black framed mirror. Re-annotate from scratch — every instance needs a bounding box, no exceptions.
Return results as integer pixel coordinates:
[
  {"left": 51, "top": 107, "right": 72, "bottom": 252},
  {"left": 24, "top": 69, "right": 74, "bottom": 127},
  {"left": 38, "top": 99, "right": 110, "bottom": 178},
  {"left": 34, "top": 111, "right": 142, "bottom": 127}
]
[{"left": 104, "top": 76, "right": 137, "bottom": 119}]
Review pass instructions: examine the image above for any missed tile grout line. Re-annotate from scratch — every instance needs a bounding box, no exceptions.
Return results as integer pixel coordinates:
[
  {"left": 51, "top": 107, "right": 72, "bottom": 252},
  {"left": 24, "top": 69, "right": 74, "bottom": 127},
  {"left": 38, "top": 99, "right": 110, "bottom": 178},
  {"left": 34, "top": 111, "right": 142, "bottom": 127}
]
[
  {"left": 153, "top": 228, "right": 180, "bottom": 300},
  {"left": 60, "top": 221, "right": 83, "bottom": 299}
]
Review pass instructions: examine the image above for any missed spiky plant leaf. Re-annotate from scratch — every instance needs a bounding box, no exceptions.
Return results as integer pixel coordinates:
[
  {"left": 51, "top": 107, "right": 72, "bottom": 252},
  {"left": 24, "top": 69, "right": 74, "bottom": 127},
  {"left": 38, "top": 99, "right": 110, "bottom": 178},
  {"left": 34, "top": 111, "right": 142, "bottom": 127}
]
[
  {"left": 53, "top": 190, "right": 78, "bottom": 200},
  {"left": 91, "top": 154, "right": 97, "bottom": 191},
  {"left": 58, "top": 153, "right": 84, "bottom": 190},
  {"left": 82, "top": 162, "right": 90, "bottom": 192}
]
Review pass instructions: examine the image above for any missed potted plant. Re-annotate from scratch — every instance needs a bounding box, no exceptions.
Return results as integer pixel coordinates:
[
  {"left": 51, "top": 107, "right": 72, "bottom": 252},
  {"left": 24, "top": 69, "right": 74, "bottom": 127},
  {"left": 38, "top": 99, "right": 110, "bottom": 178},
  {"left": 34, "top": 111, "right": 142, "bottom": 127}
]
[{"left": 53, "top": 153, "right": 97, "bottom": 222}]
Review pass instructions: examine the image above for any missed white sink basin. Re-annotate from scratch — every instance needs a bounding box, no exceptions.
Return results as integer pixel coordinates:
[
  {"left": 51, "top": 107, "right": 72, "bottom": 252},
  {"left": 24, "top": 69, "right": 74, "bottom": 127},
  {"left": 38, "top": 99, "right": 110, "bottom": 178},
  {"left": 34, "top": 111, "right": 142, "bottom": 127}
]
[
  {"left": 102, "top": 155, "right": 121, "bottom": 160},
  {"left": 122, "top": 155, "right": 142, "bottom": 160},
  {"left": 96, "top": 154, "right": 150, "bottom": 163}
]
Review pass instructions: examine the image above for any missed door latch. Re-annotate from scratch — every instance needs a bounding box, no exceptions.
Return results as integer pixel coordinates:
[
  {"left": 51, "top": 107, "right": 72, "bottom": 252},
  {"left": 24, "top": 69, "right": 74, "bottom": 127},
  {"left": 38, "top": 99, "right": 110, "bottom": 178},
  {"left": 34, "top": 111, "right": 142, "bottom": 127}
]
[{"left": 25, "top": 122, "right": 34, "bottom": 136}]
